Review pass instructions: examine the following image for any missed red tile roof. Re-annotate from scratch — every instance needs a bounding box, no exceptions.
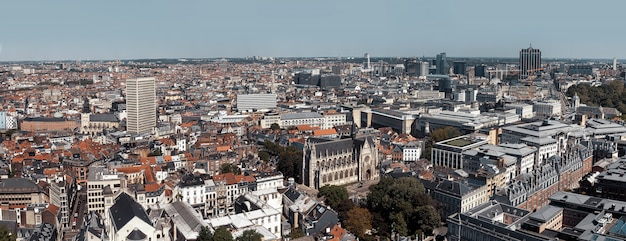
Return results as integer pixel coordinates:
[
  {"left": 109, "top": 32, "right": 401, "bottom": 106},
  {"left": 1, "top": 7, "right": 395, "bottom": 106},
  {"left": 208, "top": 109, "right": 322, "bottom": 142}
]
[
  {"left": 212, "top": 172, "right": 255, "bottom": 185},
  {"left": 313, "top": 129, "right": 338, "bottom": 136}
]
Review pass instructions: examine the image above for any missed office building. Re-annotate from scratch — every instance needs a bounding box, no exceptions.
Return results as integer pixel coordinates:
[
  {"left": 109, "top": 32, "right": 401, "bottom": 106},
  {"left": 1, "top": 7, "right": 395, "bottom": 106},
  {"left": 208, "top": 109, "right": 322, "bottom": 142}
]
[
  {"left": 474, "top": 65, "right": 487, "bottom": 77},
  {"left": 593, "top": 158, "right": 626, "bottom": 201},
  {"left": 126, "top": 77, "right": 156, "bottom": 135},
  {"left": 506, "top": 103, "right": 535, "bottom": 119},
  {"left": 432, "top": 134, "right": 489, "bottom": 169},
  {"left": 447, "top": 201, "right": 547, "bottom": 241},
  {"left": 533, "top": 100, "right": 562, "bottom": 117},
  {"left": 20, "top": 117, "right": 77, "bottom": 132},
  {"left": 436, "top": 53, "right": 449, "bottom": 75},
  {"left": 322, "top": 111, "right": 347, "bottom": 129},
  {"left": 279, "top": 112, "right": 325, "bottom": 128},
  {"left": 568, "top": 65, "right": 593, "bottom": 76},
  {"left": 453, "top": 61, "right": 467, "bottom": 75},
  {"left": 0, "top": 178, "right": 45, "bottom": 206},
  {"left": 450, "top": 191, "right": 626, "bottom": 241},
  {"left": 500, "top": 120, "right": 582, "bottom": 165},
  {"left": 49, "top": 177, "right": 76, "bottom": 230},
  {"left": 87, "top": 165, "right": 124, "bottom": 216},
  {"left": 361, "top": 109, "right": 415, "bottom": 134},
  {"left": 421, "top": 179, "right": 490, "bottom": 217},
  {"left": 418, "top": 61, "right": 430, "bottom": 77},
  {"left": 478, "top": 143, "right": 537, "bottom": 175},
  {"left": 416, "top": 110, "right": 500, "bottom": 134},
  {"left": 0, "top": 112, "right": 16, "bottom": 130},
  {"left": 236, "top": 94, "right": 277, "bottom": 111},
  {"left": 520, "top": 46, "right": 542, "bottom": 77}
]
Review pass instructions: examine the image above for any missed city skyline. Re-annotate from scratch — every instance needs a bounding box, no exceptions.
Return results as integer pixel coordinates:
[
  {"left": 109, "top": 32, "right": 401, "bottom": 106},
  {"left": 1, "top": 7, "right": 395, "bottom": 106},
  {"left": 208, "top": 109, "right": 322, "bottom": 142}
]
[{"left": 1, "top": 0, "right": 625, "bottom": 61}]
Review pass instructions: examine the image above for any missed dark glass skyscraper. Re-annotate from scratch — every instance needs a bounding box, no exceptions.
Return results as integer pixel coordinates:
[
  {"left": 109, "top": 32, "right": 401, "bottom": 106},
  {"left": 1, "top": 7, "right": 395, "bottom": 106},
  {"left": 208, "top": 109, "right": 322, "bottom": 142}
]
[
  {"left": 519, "top": 46, "right": 541, "bottom": 77},
  {"left": 453, "top": 61, "right": 466, "bottom": 75},
  {"left": 436, "top": 52, "right": 449, "bottom": 75}
]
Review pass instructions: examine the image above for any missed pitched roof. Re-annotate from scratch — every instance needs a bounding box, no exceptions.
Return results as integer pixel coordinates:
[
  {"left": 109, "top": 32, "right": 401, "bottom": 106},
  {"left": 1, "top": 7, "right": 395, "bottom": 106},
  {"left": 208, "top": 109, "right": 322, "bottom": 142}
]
[
  {"left": 126, "top": 229, "right": 147, "bottom": 240},
  {"left": 216, "top": 145, "right": 231, "bottom": 152},
  {"left": 109, "top": 193, "right": 151, "bottom": 231},
  {"left": 307, "top": 138, "right": 354, "bottom": 157},
  {"left": 212, "top": 173, "right": 255, "bottom": 185},
  {"left": 328, "top": 224, "right": 346, "bottom": 241},
  {"left": 313, "top": 129, "right": 338, "bottom": 136},
  {"left": 0, "top": 178, "right": 40, "bottom": 193},
  {"left": 90, "top": 113, "right": 118, "bottom": 122}
]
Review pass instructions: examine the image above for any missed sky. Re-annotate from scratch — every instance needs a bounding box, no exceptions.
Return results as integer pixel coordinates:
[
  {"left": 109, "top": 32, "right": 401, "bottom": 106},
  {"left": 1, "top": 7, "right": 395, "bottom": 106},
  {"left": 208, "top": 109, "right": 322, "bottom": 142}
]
[{"left": 0, "top": 0, "right": 624, "bottom": 61}]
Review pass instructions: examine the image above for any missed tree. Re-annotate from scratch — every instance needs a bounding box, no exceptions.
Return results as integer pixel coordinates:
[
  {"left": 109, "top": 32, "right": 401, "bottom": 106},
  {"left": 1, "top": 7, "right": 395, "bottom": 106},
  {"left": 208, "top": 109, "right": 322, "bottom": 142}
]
[
  {"left": 0, "top": 225, "right": 16, "bottom": 241},
  {"left": 367, "top": 177, "right": 440, "bottom": 237},
  {"left": 270, "top": 123, "right": 281, "bottom": 130},
  {"left": 423, "top": 126, "right": 461, "bottom": 160},
  {"left": 336, "top": 198, "right": 356, "bottom": 222},
  {"left": 213, "top": 227, "right": 233, "bottom": 241},
  {"left": 567, "top": 80, "right": 626, "bottom": 113},
  {"left": 276, "top": 146, "right": 303, "bottom": 183},
  {"left": 235, "top": 230, "right": 262, "bottom": 241},
  {"left": 197, "top": 226, "right": 213, "bottom": 241},
  {"left": 317, "top": 185, "right": 349, "bottom": 210},
  {"left": 430, "top": 126, "right": 461, "bottom": 143},
  {"left": 411, "top": 206, "right": 441, "bottom": 235},
  {"left": 148, "top": 148, "right": 162, "bottom": 157},
  {"left": 263, "top": 140, "right": 304, "bottom": 183},
  {"left": 258, "top": 151, "right": 270, "bottom": 162},
  {"left": 344, "top": 207, "right": 372, "bottom": 238},
  {"left": 219, "top": 163, "right": 241, "bottom": 175},
  {"left": 288, "top": 227, "right": 305, "bottom": 239}
]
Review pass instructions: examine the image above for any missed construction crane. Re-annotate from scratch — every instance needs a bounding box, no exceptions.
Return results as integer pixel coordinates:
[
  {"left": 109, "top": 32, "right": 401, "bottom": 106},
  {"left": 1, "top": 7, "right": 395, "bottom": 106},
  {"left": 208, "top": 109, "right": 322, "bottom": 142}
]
[{"left": 527, "top": 67, "right": 544, "bottom": 100}]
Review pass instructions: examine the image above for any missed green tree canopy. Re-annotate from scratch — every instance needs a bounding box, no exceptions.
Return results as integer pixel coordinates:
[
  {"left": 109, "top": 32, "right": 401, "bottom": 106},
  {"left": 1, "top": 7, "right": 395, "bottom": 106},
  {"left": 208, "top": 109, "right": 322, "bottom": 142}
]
[
  {"left": 263, "top": 140, "right": 303, "bottom": 183},
  {"left": 566, "top": 80, "right": 626, "bottom": 113},
  {"left": 258, "top": 151, "right": 270, "bottom": 162},
  {"left": 219, "top": 163, "right": 241, "bottom": 175},
  {"left": 336, "top": 198, "right": 356, "bottom": 222},
  {"left": 0, "top": 225, "right": 16, "bottom": 241},
  {"left": 270, "top": 123, "right": 281, "bottom": 130},
  {"left": 213, "top": 227, "right": 233, "bottom": 241},
  {"left": 423, "top": 126, "right": 461, "bottom": 160},
  {"left": 289, "top": 227, "right": 305, "bottom": 239},
  {"left": 235, "top": 230, "right": 263, "bottom": 241},
  {"left": 367, "top": 177, "right": 440, "bottom": 237},
  {"left": 317, "top": 185, "right": 349, "bottom": 210},
  {"left": 197, "top": 226, "right": 213, "bottom": 241},
  {"left": 430, "top": 126, "right": 461, "bottom": 143}
]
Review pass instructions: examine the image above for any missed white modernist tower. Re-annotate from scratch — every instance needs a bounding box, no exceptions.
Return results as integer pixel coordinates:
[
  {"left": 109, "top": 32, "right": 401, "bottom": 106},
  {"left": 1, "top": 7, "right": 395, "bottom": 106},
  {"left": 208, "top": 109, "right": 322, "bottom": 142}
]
[{"left": 126, "top": 77, "right": 156, "bottom": 135}]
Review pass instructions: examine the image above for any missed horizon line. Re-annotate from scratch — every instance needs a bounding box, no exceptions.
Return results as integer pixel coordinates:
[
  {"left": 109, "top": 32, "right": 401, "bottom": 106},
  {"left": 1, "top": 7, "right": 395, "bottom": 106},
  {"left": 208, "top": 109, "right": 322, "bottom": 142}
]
[{"left": 0, "top": 56, "right": 622, "bottom": 63}]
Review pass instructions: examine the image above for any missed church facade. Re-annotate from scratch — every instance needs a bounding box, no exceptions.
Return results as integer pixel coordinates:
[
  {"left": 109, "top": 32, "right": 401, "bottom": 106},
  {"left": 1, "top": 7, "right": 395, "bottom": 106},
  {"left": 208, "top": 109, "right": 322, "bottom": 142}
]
[{"left": 302, "top": 135, "right": 379, "bottom": 189}]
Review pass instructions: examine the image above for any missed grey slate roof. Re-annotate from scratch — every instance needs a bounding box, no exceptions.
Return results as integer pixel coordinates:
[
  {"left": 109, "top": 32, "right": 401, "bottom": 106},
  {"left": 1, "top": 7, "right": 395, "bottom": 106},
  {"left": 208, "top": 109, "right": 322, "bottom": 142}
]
[
  {"left": 110, "top": 193, "right": 151, "bottom": 231},
  {"left": 89, "top": 113, "right": 118, "bottom": 122},
  {"left": 0, "top": 178, "right": 40, "bottom": 193},
  {"left": 280, "top": 112, "right": 323, "bottom": 120},
  {"left": 308, "top": 138, "right": 353, "bottom": 158},
  {"left": 126, "top": 229, "right": 147, "bottom": 240}
]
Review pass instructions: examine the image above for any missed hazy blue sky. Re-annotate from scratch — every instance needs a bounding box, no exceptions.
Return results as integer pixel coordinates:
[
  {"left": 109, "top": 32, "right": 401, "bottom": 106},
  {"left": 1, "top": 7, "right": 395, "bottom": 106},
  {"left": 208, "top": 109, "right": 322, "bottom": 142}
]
[{"left": 0, "top": 0, "right": 623, "bottom": 61}]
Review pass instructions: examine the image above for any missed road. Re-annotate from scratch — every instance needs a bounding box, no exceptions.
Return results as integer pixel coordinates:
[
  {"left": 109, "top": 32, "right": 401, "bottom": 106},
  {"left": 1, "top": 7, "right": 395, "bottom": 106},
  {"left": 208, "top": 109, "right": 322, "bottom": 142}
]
[
  {"left": 346, "top": 179, "right": 379, "bottom": 203},
  {"left": 71, "top": 189, "right": 87, "bottom": 230}
]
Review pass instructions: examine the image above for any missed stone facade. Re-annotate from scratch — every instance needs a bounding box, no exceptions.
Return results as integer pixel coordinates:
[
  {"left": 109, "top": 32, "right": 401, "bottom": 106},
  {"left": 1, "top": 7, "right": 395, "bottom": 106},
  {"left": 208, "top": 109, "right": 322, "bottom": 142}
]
[
  {"left": 493, "top": 141, "right": 593, "bottom": 212},
  {"left": 302, "top": 135, "right": 379, "bottom": 189}
]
